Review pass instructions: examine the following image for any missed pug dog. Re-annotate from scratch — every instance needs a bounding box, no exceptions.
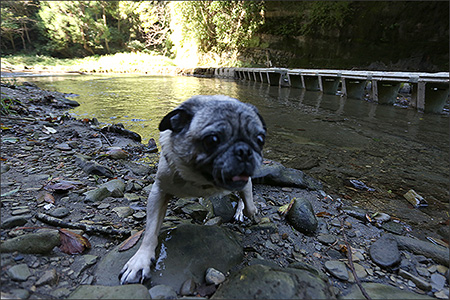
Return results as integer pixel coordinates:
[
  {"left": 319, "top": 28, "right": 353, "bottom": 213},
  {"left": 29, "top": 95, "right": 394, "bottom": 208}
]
[{"left": 119, "top": 95, "right": 266, "bottom": 284}]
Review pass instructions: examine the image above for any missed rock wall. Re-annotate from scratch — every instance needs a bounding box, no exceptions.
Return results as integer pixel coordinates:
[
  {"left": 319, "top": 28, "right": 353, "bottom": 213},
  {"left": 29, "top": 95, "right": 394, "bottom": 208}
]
[{"left": 237, "top": 1, "right": 449, "bottom": 72}]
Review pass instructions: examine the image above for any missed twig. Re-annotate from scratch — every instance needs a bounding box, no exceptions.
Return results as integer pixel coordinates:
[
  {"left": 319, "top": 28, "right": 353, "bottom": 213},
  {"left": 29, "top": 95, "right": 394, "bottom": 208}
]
[
  {"left": 36, "top": 213, "right": 130, "bottom": 237},
  {"left": 340, "top": 216, "right": 372, "bottom": 300},
  {"left": 100, "top": 132, "right": 113, "bottom": 147}
]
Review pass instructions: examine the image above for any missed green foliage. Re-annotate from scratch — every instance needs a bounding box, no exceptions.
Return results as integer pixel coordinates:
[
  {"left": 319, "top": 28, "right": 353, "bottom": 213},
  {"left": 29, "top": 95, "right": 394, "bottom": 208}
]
[
  {"left": 0, "top": 96, "right": 22, "bottom": 115},
  {"left": 174, "top": 1, "right": 265, "bottom": 53},
  {"left": 1, "top": 1, "right": 38, "bottom": 52},
  {"left": 301, "top": 1, "right": 353, "bottom": 34}
]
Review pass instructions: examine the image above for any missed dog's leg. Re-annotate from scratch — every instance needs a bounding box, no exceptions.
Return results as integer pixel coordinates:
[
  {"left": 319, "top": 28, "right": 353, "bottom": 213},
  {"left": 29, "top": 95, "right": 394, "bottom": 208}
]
[
  {"left": 119, "top": 182, "right": 170, "bottom": 284},
  {"left": 234, "top": 178, "right": 258, "bottom": 222}
]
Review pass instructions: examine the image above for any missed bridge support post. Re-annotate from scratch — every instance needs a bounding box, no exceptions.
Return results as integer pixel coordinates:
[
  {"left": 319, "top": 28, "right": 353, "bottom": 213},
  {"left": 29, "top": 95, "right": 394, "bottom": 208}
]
[
  {"left": 287, "top": 73, "right": 304, "bottom": 88},
  {"left": 412, "top": 81, "right": 449, "bottom": 113},
  {"left": 372, "top": 80, "right": 401, "bottom": 104},
  {"left": 342, "top": 78, "right": 367, "bottom": 99},
  {"left": 303, "top": 75, "right": 321, "bottom": 91},
  {"left": 321, "top": 76, "right": 340, "bottom": 95}
]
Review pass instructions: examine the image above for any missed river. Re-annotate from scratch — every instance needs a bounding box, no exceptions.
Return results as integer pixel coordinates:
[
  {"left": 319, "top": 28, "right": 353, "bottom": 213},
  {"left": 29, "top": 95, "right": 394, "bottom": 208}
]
[{"left": 16, "top": 73, "right": 450, "bottom": 241}]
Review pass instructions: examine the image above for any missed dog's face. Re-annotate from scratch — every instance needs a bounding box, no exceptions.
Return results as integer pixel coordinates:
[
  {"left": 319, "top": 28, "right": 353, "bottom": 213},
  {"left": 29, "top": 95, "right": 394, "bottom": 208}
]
[{"left": 159, "top": 95, "right": 266, "bottom": 191}]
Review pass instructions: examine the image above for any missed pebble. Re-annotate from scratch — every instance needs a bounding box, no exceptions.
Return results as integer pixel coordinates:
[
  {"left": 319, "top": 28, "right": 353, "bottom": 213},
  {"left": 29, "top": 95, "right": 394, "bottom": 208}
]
[
  {"left": 286, "top": 197, "right": 318, "bottom": 235},
  {"left": 149, "top": 284, "right": 177, "bottom": 299},
  {"left": 49, "top": 207, "right": 70, "bottom": 218},
  {"left": 112, "top": 206, "right": 134, "bottom": 218},
  {"left": 97, "top": 203, "right": 110, "bottom": 210},
  {"left": 124, "top": 193, "right": 140, "bottom": 202},
  {"left": 1, "top": 216, "right": 28, "bottom": 229},
  {"left": 324, "top": 260, "right": 349, "bottom": 281},
  {"left": 180, "top": 278, "right": 196, "bottom": 296},
  {"left": 11, "top": 208, "right": 31, "bottom": 216},
  {"left": 84, "top": 187, "right": 111, "bottom": 202},
  {"left": 55, "top": 143, "right": 72, "bottom": 151},
  {"left": 369, "top": 234, "right": 401, "bottom": 268},
  {"left": 7, "top": 264, "right": 32, "bottom": 281},
  {"left": 100, "top": 179, "right": 125, "bottom": 197},
  {"left": 416, "top": 266, "right": 430, "bottom": 277},
  {"left": 317, "top": 234, "right": 337, "bottom": 245},
  {"left": 205, "top": 267, "right": 226, "bottom": 285},
  {"left": 1, "top": 230, "right": 60, "bottom": 254},
  {"left": 35, "top": 269, "right": 58, "bottom": 286},
  {"left": 398, "top": 269, "right": 432, "bottom": 291},
  {"left": 430, "top": 273, "right": 446, "bottom": 291},
  {"left": 132, "top": 211, "right": 146, "bottom": 220}
]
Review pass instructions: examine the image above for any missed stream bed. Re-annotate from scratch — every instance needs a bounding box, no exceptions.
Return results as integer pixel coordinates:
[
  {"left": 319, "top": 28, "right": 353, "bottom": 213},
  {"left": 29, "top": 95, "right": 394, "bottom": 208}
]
[{"left": 15, "top": 73, "right": 450, "bottom": 241}]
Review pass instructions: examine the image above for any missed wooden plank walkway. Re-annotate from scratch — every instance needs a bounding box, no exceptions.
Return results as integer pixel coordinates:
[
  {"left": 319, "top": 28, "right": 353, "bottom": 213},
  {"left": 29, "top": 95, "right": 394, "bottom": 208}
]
[{"left": 214, "top": 68, "right": 449, "bottom": 113}]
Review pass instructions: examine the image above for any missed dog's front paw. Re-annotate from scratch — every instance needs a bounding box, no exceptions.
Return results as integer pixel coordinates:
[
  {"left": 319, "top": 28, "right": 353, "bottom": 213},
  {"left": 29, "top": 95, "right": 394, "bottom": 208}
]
[{"left": 119, "top": 250, "right": 154, "bottom": 284}]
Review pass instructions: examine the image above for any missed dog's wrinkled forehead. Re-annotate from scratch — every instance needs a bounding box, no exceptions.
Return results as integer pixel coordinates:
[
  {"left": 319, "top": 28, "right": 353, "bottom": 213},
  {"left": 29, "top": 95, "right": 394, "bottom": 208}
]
[{"left": 159, "top": 95, "right": 266, "bottom": 134}]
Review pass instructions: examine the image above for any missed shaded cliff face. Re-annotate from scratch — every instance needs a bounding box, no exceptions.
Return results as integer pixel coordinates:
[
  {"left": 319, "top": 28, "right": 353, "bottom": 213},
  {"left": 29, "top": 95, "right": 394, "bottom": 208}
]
[{"left": 238, "top": 1, "right": 449, "bottom": 72}]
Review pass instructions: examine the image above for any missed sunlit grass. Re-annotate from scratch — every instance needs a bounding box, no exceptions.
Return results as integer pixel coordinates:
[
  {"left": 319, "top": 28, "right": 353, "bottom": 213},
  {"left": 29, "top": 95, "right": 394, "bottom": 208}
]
[{"left": 1, "top": 52, "right": 177, "bottom": 73}]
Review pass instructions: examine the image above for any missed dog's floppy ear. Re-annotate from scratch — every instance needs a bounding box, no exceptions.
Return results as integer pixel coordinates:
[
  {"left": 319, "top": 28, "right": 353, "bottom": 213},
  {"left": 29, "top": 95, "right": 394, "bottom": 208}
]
[
  {"left": 245, "top": 103, "right": 267, "bottom": 132},
  {"left": 159, "top": 108, "right": 193, "bottom": 133}
]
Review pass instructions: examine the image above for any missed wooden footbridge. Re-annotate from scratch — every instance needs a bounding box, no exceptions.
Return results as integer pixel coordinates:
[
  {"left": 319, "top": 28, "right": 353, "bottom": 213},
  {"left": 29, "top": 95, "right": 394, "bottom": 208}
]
[{"left": 212, "top": 67, "right": 449, "bottom": 113}]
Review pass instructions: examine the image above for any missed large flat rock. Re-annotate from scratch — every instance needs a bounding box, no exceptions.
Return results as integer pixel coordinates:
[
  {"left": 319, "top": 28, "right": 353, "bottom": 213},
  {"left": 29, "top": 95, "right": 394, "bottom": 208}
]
[{"left": 95, "top": 224, "right": 243, "bottom": 293}]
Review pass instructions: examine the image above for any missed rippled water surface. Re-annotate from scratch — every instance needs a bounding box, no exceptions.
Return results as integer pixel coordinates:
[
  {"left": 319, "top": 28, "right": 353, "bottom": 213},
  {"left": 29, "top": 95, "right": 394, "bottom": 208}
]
[{"left": 25, "top": 74, "right": 449, "bottom": 240}]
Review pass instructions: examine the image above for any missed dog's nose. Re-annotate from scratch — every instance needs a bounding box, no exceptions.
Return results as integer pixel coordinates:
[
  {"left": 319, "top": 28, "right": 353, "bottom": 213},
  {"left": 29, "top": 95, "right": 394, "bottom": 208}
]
[{"left": 234, "top": 143, "right": 252, "bottom": 161}]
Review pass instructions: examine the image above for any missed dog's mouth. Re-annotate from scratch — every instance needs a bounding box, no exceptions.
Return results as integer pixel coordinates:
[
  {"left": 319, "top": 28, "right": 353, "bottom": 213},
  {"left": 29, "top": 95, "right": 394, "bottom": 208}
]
[{"left": 231, "top": 174, "right": 250, "bottom": 182}]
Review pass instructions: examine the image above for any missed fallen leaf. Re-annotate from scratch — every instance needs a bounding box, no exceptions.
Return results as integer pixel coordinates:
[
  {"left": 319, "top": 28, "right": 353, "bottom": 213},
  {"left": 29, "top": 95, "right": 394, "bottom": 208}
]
[
  {"left": 278, "top": 198, "right": 295, "bottom": 216},
  {"left": 43, "top": 192, "right": 55, "bottom": 203},
  {"left": 316, "top": 211, "right": 332, "bottom": 217},
  {"left": 59, "top": 228, "right": 91, "bottom": 254},
  {"left": 118, "top": 230, "right": 144, "bottom": 252},
  {"left": 339, "top": 244, "right": 348, "bottom": 254}
]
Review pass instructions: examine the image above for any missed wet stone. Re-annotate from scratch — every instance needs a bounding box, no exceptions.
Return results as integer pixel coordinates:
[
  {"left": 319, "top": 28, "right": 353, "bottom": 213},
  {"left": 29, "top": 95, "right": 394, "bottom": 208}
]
[
  {"left": 11, "top": 208, "right": 31, "bottom": 216},
  {"left": 84, "top": 187, "right": 111, "bottom": 202},
  {"left": 132, "top": 211, "right": 146, "bottom": 220},
  {"left": 112, "top": 206, "right": 134, "bottom": 218},
  {"left": 324, "top": 260, "right": 349, "bottom": 281},
  {"left": 7, "top": 264, "right": 32, "bottom": 281},
  {"left": 55, "top": 143, "right": 72, "bottom": 151},
  {"left": 124, "top": 193, "right": 140, "bottom": 202},
  {"left": 49, "top": 207, "right": 70, "bottom": 218},
  {"left": 180, "top": 278, "right": 196, "bottom": 296},
  {"left": 205, "top": 267, "right": 226, "bottom": 285},
  {"left": 209, "top": 194, "right": 238, "bottom": 222},
  {"left": 212, "top": 264, "right": 334, "bottom": 299},
  {"left": 369, "top": 234, "right": 401, "bottom": 268},
  {"left": 1, "top": 216, "right": 28, "bottom": 229},
  {"left": 317, "top": 234, "right": 337, "bottom": 245},
  {"left": 287, "top": 197, "right": 318, "bottom": 235},
  {"left": 398, "top": 269, "right": 432, "bottom": 291},
  {"left": 430, "top": 273, "right": 446, "bottom": 291},
  {"left": 67, "top": 285, "right": 150, "bottom": 299},
  {"left": 1, "top": 230, "right": 60, "bottom": 254},
  {"left": 149, "top": 284, "right": 177, "bottom": 299},
  {"left": 35, "top": 269, "right": 58, "bottom": 286},
  {"left": 100, "top": 179, "right": 125, "bottom": 197}
]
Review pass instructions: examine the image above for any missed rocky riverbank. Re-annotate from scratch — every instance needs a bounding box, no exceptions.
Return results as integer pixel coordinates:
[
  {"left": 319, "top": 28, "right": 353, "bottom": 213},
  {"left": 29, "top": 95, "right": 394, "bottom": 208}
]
[{"left": 1, "top": 82, "right": 448, "bottom": 299}]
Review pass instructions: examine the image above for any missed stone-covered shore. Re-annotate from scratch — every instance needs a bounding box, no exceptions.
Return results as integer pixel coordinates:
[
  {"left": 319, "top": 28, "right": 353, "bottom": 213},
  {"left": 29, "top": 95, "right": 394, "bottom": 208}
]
[{"left": 1, "top": 82, "right": 448, "bottom": 299}]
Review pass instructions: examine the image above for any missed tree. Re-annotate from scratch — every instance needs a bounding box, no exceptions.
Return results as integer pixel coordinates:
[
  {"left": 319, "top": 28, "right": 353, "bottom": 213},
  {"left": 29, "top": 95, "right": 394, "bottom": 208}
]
[
  {"left": 1, "top": 1, "right": 38, "bottom": 52},
  {"left": 174, "top": 1, "right": 265, "bottom": 53}
]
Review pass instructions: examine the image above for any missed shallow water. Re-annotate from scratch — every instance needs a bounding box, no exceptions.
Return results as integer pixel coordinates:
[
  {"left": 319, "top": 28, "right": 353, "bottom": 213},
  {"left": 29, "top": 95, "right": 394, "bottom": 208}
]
[{"left": 20, "top": 74, "right": 450, "bottom": 240}]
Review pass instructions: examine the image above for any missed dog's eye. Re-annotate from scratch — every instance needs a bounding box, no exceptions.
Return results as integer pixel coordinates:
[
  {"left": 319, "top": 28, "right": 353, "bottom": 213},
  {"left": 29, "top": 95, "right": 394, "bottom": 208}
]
[
  {"left": 202, "top": 134, "right": 220, "bottom": 152},
  {"left": 256, "top": 134, "right": 265, "bottom": 147}
]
